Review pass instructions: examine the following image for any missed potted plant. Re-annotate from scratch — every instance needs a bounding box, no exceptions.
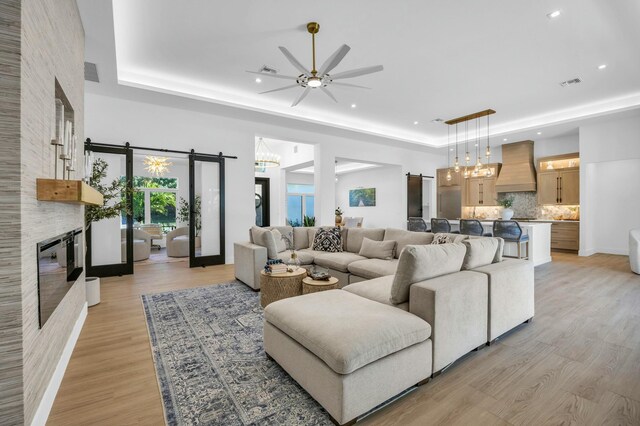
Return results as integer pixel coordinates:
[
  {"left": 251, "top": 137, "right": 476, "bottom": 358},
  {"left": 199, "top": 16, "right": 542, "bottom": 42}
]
[
  {"left": 498, "top": 196, "right": 515, "bottom": 220},
  {"left": 335, "top": 207, "right": 343, "bottom": 227},
  {"left": 303, "top": 215, "right": 316, "bottom": 227},
  {"left": 177, "top": 196, "right": 202, "bottom": 247}
]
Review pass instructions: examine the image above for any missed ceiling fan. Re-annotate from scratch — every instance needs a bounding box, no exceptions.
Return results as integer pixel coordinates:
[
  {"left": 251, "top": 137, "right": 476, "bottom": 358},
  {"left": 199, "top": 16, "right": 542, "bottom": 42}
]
[{"left": 247, "top": 22, "right": 383, "bottom": 107}]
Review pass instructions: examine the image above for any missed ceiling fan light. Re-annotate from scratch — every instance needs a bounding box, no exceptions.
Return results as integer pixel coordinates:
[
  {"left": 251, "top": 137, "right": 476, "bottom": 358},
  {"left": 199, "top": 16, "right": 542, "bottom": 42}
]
[{"left": 308, "top": 77, "right": 322, "bottom": 88}]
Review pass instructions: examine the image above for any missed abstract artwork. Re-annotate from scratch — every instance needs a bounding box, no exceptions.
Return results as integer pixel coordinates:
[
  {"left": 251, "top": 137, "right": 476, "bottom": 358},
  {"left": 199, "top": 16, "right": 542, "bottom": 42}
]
[{"left": 349, "top": 188, "right": 376, "bottom": 207}]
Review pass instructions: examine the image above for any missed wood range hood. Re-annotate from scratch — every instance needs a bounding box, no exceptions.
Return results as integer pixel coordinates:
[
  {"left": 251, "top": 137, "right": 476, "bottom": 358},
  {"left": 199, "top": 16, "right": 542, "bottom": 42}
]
[{"left": 495, "top": 140, "right": 537, "bottom": 192}]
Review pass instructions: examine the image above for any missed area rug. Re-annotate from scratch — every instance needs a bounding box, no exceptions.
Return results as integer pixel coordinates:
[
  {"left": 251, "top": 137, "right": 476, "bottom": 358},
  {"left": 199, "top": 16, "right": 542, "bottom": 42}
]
[{"left": 142, "top": 281, "right": 333, "bottom": 425}]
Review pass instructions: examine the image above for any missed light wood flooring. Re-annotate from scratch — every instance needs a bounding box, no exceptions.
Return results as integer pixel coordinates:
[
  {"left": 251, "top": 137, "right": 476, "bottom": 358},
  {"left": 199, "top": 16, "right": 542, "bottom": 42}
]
[{"left": 48, "top": 253, "right": 640, "bottom": 425}]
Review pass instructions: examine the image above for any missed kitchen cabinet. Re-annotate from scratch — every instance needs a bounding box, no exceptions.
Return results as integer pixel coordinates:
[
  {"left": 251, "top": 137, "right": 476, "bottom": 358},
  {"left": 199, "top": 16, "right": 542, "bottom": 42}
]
[
  {"left": 464, "top": 176, "right": 498, "bottom": 206},
  {"left": 437, "top": 168, "right": 461, "bottom": 187},
  {"left": 537, "top": 153, "right": 580, "bottom": 205},
  {"left": 550, "top": 221, "right": 580, "bottom": 252}
]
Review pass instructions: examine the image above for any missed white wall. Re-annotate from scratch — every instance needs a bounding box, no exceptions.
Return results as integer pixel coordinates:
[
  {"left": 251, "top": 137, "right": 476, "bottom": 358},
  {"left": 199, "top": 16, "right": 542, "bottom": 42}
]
[
  {"left": 579, "top": 111, "right": 640, "bottom": 256},
  {"left": 335, "top": 165, "right": 404, "bottom": 228},
  {"left": 487, "top": 133, "right": 579, "bottom": 166},
  {"left": 85, "top": 92, "right": 444, "bottom": 262}
]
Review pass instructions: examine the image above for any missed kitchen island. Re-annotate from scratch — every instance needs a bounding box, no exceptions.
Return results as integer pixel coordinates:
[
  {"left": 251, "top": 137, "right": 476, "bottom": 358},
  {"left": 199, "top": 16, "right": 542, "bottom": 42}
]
[{"left": 449, "top": 220, "right": 552, "bottom": 266}]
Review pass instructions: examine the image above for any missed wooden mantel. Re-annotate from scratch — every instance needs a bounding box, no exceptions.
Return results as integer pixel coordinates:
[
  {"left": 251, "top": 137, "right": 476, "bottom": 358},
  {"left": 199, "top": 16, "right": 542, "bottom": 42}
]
[{"left": 37, "top": 179, "right": 103, "bottom": 206}]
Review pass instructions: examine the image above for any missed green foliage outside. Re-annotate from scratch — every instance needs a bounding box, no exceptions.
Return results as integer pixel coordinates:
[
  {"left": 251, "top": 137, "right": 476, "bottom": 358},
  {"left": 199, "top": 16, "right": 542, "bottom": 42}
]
[
  {"left": 129, "top": 177, "right": 177, "bottom": 229},
  {"left": 177, "top": 196, "right": 201, "bottom": 235},
  {"left": 286, "top": 216, "right": 315, "bottom": 227}
]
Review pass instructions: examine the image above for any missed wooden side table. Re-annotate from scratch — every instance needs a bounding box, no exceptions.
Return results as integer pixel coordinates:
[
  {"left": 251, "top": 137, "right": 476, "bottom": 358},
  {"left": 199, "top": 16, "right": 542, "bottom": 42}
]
[
  {"left": 260, "top": 268, "right": 307, "bottom": 308},
  {"left": 302, "top": 276, "right": 339, "bottom": 294}
]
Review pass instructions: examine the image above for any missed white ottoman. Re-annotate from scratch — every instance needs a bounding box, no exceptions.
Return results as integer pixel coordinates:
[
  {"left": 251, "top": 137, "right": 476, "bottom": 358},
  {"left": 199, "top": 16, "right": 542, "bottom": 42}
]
[
  {"left": 630, "top": 229, "right": 640, "bottom": 274},
  {"left": 264, "top": 290, "right": 432, "bottom": 425}
]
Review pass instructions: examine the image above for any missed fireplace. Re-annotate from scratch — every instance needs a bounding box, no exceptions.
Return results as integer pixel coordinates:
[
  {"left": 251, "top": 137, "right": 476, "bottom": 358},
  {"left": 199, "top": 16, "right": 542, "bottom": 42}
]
[{"left": 37, "top": 228, "right": 83, "bottom": 328}]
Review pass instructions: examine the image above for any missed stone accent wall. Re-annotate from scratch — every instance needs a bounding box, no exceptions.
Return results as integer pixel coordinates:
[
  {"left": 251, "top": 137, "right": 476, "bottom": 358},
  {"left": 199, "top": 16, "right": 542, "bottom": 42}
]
[
  {"left": 0, "top": 0, "right": 85, "bottom": 424},
  {"left": 0, "top": 1, "right": 25, "bottom": 423}
]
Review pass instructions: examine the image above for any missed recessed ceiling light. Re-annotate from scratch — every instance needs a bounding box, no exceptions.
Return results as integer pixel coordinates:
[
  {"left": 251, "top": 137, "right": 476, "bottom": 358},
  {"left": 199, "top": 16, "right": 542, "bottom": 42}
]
[
  {"left": 598, "top": 64, "right": 607, "bottom": 70},
  {"left": 351, "top": 104, "right": 357, "bottom": 109},
  {"left": 547, "top": 10, "right": 561, "bottom": 19},
  {"left": 537, "top": 132, "right": 542, "bottom": 135},
  {"left": 255, "top": 77, "right": 262, "bottom": 83},
  {"left": 413, "top": 121, "right": 419, "bottom": 125},
  {"left": 503, "top": 138, "right": 508, "bottom": 142},
  {"left": 450, "top": 148, "right": 454, "bottom": 151},
  {"left": 474, "top": 143, "right": 479, "bottom": 147}
]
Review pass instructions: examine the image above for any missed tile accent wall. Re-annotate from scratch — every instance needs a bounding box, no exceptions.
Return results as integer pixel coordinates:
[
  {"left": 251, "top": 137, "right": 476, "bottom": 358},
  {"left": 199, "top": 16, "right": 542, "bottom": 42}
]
[
  {"left": 0, "top": 1, "right": 85, "bottom": 424},
  {"left": 462, "top": 192, "right": 580, "bottom": 220},
  {"left": 21, "top": 1, "right": 85, "bottom": 423},
  {"left": 499, "top": 192, "right": 538, "bottom": 218},
  {"left": 0, "top": 1, "right": 25, "bottom": 424}
]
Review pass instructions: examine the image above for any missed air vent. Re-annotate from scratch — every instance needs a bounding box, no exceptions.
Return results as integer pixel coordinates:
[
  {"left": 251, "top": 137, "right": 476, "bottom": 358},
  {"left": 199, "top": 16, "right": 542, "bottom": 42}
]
[
  {"left": 559, "top": 77, "right": 581, "bottom": 87},
  {"left": 84, "top": 62, "right": 99, "bottom": 82},
  {"left": 431, "top": 118, "right": 444, "bottom": 123},
  {"left": 259, "top": 65, "right": 278, "bottom": 74}
]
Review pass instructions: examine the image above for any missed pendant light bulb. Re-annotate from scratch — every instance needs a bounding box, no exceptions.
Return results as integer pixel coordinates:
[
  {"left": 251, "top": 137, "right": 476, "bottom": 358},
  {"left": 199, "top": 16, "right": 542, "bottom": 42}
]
[
  {"left": 477, "top": 157, "right": 483, "bottom": 168},
  {"left": 486, "top": 146, "right": 491, "bottom": 157},
  {"left": 446, "top": 169, "right": 452, "bottom": 181},
  {"left": 465, "top": 152, "right": 470, "bottom": 164},
  {"left": 463, "top": 168, "right": 469, "bottom": 178},
  {"left": 486, "top": 167, "right": 493, "bottom": 177}
]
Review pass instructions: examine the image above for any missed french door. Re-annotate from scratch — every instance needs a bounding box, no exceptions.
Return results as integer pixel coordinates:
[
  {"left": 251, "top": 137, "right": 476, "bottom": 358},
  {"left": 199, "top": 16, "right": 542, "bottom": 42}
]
[
  {"left": 189, "top": 153, "right": 225, "bottom": 267},
  {"left": 85, "top": 143, "right": 134, "bottom": 277}
]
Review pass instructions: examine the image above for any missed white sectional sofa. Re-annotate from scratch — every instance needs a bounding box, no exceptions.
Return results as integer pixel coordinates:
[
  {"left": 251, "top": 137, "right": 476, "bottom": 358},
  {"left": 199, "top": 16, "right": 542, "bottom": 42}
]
[
  {"left": 234, "top": 226, "right": 466, "bottom": 289},
  {"left": 261, "top": 235, "right": 535, "bottom": 425}
]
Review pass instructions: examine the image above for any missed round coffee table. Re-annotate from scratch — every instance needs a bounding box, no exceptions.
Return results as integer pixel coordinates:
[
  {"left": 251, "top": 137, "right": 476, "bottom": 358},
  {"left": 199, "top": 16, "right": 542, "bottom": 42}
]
[
  {"left": 302, "top": 276, "right": 339, "bottom": 294},
  {"left": 260, "top": 268, "right": 307, "bottom": 308}
]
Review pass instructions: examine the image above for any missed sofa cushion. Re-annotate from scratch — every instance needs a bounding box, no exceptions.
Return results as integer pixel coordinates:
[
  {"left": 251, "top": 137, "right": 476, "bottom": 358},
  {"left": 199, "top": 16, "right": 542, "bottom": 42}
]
[
  {"left": 313, "top": 251, "right": 367, "bottom": 272},
  {"left": 250, "top": 226, "right": 278, "bottom": 259},
  {"left": 347, "top": 258, "right": 398, "bottom": 280},
  {"left": 358, "top": 237, "right": 396, "bottom": 260},
  {"left": 346, "top": 228, "right": 385, "bottom": 253},
  {"left": 276, "top": 250, "right": 314, "bottom": 265},
  {"left": 293, "top": 227, "right": 310, "bottom": 250},
  {"left": 462, "top": 237, "right": 500, "bottom": 270},
  {"left": 390, "top": 243, "right": 467, "bottom": 304},
  {"left": 384, "top": 228, "right": 434, "bottom": 258},
  {"left": 264, "top": 290, "right": 430, "bottom": 374},
  {"left": 343, "top": 276, "right": 408, "bottom": 311},
  {"left": 312, "top": 227, "right": 343, "bottom": 252}
]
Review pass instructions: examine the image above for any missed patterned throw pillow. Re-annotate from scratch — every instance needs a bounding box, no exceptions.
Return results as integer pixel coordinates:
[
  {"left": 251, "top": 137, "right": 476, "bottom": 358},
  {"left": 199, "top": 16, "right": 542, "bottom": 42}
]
[
  {"left": 312, "top": 227, "right": 343, "bottom": 252},
  {"left": 431, "top": 233, "right": 454, "bottom": 245}
]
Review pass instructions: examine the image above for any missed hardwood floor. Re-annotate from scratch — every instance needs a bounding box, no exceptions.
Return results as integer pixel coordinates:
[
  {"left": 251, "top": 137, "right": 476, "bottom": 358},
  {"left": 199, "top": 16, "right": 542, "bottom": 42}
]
[{"left": 47, "top": 253, "right": 640, "bottom": 425}]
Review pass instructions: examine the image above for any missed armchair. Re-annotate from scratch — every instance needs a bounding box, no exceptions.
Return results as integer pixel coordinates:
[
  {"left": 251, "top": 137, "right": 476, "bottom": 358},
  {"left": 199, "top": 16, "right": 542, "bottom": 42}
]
[
  {"left": 167, "top": 227, "right": 189, "bottom": 257},
  {"left": 121, "top": 229, "right": 151, "bottom": 262}
]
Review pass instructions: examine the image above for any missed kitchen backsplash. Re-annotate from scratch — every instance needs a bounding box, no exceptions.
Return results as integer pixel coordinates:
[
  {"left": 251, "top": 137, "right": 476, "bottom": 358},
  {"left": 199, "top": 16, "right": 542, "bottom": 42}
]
[{"left": 462, "top": 191, "right": 580, "bottom": 220}]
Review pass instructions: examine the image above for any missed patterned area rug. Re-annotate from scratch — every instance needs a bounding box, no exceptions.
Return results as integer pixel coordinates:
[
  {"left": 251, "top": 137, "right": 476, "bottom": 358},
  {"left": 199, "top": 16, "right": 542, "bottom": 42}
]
[{"left": 142, "top": 281, "right": 332, "bottom": 425}]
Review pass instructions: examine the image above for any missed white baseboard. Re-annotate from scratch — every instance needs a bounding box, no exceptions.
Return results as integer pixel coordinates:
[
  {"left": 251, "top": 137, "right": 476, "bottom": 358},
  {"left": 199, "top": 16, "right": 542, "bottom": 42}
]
[
  {"left": 579, "top": 248, "right": 596, "bottom": 257},
  {"left": 580, "top": 248, "right": 629, "bottom": 256},
  {"left": 534, "top": 256, "right": 553, "bottom": 267},
  {"left": 31, "top": 302, "right": 88, "bottom": 426}
]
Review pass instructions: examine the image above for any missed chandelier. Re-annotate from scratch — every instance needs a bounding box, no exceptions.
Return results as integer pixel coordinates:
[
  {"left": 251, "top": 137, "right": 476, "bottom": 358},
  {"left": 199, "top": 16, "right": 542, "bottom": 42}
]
[
  {"left": 255, "top": 137, "right": 280, "bottom": 170},
  {"left": 445, "top": 109, "right": 495, "bottom": 179},
  {"left": 144, "top": 156, "right": 172, "bottom": 177}
]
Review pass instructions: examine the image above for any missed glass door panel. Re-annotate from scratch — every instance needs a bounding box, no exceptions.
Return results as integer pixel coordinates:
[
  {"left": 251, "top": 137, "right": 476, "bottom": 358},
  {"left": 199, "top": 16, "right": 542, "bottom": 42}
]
[
  {"left": 85, "top": 145, "right": 133, "bottom": 277},
  {"left": 189, "top": 154, "right": 225, "bottom": 267}
]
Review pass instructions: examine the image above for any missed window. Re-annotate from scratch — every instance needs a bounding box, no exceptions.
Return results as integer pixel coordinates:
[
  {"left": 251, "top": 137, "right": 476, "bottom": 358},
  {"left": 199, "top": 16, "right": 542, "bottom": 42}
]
[
  {"left": 124, "top": 177, "right": 179, "bottom": 232},
  {"left": 286, "top": 184, "right": 314, "bottom": 227}
]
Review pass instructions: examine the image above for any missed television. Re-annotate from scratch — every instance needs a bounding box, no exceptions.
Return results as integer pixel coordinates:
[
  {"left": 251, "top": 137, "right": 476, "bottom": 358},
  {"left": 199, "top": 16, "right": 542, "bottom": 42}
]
[{"left": 36, "top": 228, "right": 83, "bottom": 328}]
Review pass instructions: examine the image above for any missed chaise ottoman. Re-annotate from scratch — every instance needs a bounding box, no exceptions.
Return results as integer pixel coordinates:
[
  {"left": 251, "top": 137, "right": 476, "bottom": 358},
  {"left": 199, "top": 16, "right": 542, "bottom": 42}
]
[{"left": 264, "top": 290, "right": 432, "bottom": 425}]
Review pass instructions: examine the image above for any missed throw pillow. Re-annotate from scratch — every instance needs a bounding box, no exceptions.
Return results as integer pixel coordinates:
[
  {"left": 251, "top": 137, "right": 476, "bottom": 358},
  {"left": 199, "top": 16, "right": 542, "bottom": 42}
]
[
  {"left": 493, "top": 237, "right": 504, "bottom": 263},
  {"left": 358, "top": 237, "right": 396, "bottom": 260},
  {"left": 461, "top": 238, "right": 500, "bottom": 270},
  {"left": 390, "top": 243, "right": 467, "bottom": 304},
  {"left": 312, "top": 227, "right": 343, "bottom": 252},
  {"left": 250, "top": 226, "right": 279, "bottom": 259},
  {"left": 431, "top": 233, "right": 454, "bottom": 244},
  {"left": 272, "top": 229, "right": 288, "bottom": 253}
]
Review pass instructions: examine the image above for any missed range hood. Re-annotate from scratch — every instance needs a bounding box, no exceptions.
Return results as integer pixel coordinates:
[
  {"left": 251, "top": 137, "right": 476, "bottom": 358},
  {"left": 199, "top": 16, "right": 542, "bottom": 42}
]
[{"left": 495, "top": 140, "right": 537, "bottom": 192}]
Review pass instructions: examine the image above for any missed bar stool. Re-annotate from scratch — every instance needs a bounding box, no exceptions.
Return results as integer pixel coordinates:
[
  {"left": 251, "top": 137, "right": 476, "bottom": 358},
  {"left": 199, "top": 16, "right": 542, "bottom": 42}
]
[
  {"left": 407, "top": 217, "right": 429, "bottom": 232},
  {"left": 493, "top": 220, "right": 529, "bottom": 259},
  {"left": 430, "top": 218, "right": 460, "bottom": 234},
  {"left": 460, "top": 219, "right": 492, "bottom": 237}
]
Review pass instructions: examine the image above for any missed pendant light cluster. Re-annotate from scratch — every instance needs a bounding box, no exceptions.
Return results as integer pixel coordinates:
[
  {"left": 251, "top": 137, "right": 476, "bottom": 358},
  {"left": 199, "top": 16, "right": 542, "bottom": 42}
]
[{"left": 444, "top": 109, "right": 495, "bottom": 179}]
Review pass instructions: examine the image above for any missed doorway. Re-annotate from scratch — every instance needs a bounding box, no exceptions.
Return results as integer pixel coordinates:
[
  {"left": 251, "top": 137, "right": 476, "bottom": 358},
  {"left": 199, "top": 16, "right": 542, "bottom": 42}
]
[
  {"left": 255, "top": 177, "right": 270, "bottom": 227},
  {"left": 407, "top": 173, "right": 434, "bottom": 228}
]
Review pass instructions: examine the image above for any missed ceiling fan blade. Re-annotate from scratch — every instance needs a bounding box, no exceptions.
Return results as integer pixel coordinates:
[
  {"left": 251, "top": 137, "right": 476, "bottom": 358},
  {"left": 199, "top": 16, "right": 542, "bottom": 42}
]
[
  {"left": 320, "top": 87, "right": 338, "bottom": 103},
  {"left": 259, "top": 84, "right": 299, "bottom": 94},
  {"left": 279, "top": 46, "right": 311, "bottom": 76},
  {"left": 331, "top": 65, "right": 384, "bottom": 80},
  {"left": 291, "top": 87, "right": 311, "bottom": 107},
  {"left": 318, "top": 44, "right": 351, "bottom": 76},
  {"left": 331, "top": 82, "right": 372, "bottom": 90},
  {"left": 246, "top": 71, "right": 298, "bottom": 80}
]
